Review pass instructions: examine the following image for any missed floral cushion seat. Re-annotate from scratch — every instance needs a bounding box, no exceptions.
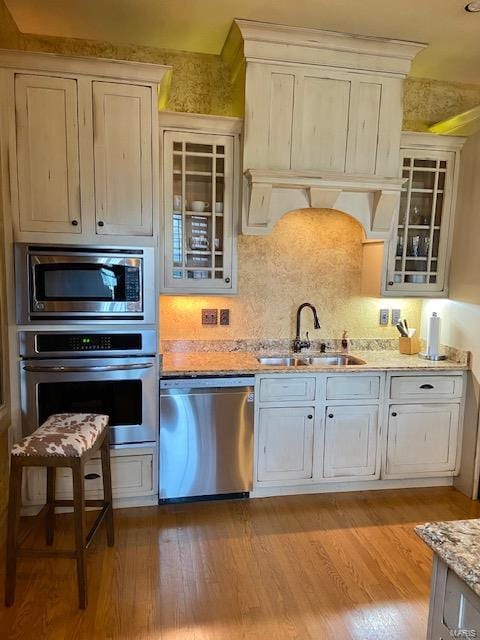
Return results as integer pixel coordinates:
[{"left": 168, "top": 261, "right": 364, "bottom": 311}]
[{"left": 11, "top": 413, "right": 109, "bottom": 458}]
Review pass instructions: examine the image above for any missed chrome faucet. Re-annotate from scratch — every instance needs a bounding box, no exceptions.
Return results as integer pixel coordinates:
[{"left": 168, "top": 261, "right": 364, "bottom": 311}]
[{"left": 293, "top": 303, "right": 321, "bottom": 353}]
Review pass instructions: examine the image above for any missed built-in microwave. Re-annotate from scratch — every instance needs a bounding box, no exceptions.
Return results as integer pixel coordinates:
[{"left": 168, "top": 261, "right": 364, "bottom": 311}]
[{"left": 15, "top": 244, "right": 155, "bottom": 324}]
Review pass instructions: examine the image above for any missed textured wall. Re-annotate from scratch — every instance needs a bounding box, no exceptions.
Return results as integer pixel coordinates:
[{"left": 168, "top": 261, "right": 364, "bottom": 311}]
[{"left": 160, "top": 210, "right": 422, "bottom": 341}]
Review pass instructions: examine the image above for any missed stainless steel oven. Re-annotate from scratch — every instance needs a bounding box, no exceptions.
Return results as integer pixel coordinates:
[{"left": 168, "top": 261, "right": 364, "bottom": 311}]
[
  {"left": 20, "top": 330, "right": 157, "bottom": 445},
  {"left": 15, "top": 244, "right": 155, "bottom": 324}
]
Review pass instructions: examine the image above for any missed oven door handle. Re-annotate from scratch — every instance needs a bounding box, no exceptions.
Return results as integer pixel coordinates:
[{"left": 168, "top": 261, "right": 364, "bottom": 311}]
[{"left": 23, "top": 363, "right": 154, "bottom": 373}]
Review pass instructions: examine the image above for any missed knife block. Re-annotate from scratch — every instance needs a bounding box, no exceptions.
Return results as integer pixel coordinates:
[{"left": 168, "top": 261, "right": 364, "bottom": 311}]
[{"left": 399, "top": 336, "right": 420, "bottom": 355}]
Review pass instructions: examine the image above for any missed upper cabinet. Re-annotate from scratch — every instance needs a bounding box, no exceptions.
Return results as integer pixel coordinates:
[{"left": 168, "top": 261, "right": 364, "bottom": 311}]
[
  {"left": 14, "top": 74, "right": 82, "bottom": 234},
  {"left": 223, "top": 19, "right": 425, "bottom": 237},
  {"left": 159, "top": 112, "right": 242, "bottom": 294},
  {"left": 362, "top": 132, "right": 465, "bottom": 298},
  {"left": 93, "top": 82, "right": 153, "bottom": 237},
  {"left": 0, "top": 50, "right": 170, "bottom": 245},
  {"left": 384, "top": 133, "right": 465, "bottom": 297}
]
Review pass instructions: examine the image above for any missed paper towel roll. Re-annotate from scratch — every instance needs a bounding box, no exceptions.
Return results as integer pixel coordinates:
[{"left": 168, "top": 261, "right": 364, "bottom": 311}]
[{"left": 427, "top": 312, "right": 441, "bottom": 357}]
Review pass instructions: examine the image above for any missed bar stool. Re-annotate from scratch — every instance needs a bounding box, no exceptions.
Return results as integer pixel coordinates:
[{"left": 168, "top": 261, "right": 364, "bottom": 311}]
[{"left": 5, "top": 413, "right": 114, "bottom": 609}]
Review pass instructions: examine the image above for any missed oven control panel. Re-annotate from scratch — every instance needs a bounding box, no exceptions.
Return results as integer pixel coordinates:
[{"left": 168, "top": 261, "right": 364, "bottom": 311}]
[{"left": 35, "top": 333, "right": 143, "bottom": 353}]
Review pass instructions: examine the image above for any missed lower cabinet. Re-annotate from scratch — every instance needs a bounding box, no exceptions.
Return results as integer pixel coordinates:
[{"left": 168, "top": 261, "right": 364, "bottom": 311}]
[
  {"left": 23, "top": 452, "right": 154, "bottom": 505},
  {"left": 324, "top": 405, "right": 379, "bottom": 478},
  {"left": 385, "top": 403, "right": 460, "bottom": 477},
  {"left": 257, "top": 406, "right": 315, "bottom": 482}
]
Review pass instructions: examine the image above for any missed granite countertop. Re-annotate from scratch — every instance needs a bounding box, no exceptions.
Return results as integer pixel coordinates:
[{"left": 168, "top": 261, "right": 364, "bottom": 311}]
[
  {"left": 161, "top": 350, "right": 468, "bottom": 377},
  {"left": 415, "top": 520, "right": 480, "bottom": 597}
]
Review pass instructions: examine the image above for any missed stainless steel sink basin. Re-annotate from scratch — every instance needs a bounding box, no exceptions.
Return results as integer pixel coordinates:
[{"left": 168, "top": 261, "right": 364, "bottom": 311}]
[
  {"left": 257, "top": 354, "right": 366, "bottom": 367},
  {"left": 306, "top": 354, "right": 366, "bottom": 366},
  {"left": 257, "top": 356, "right": 309, "bottom": 367}
]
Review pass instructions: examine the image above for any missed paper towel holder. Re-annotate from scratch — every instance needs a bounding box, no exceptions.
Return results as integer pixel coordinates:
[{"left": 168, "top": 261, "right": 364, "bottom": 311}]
[{"left": 419, "top": 352, "right": 447, "bottom": 361}]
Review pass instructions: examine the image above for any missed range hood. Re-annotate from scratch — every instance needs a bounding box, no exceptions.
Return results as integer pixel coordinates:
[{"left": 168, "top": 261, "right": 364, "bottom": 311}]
[{"left": 222, "top": 20, "right": 426, "bottom": 238}]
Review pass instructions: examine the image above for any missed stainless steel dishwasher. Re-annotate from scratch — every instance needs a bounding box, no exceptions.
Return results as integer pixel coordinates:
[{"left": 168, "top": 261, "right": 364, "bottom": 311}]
[{"left": 159, "top": 376, "right": 255, "bottom": 502}]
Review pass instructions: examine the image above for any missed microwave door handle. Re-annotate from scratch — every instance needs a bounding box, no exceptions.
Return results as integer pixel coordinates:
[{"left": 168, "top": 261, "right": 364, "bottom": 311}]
[{"left": 23, "top": 363, "right": 154, "bottom": 373}]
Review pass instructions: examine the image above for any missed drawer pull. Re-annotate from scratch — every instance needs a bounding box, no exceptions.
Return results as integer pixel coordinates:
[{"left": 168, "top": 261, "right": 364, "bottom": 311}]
[
  {"left": 420, "top": 384, "right": 434, "bottom": 389},
  {"left": 84, "top": 473, "right": 101, "bottom": 480},
  {"left": 391, "top": 412, "right": 397, "bottom": 417},
  {"left": 328, "top": 413, "right": 334, "bottom": 419}
]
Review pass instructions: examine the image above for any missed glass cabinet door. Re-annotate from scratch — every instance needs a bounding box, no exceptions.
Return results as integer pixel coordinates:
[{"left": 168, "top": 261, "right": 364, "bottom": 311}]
[
  {"left": 163, "top": 131, "right": 234, "bottom": 291},
  {"left": 386, "top": 148, "right": 456, "bottom": 294}
]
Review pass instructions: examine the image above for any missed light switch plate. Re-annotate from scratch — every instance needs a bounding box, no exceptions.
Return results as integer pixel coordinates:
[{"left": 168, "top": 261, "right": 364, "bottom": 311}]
[
  {"left": 379, "top": 309, "right": 389, "bottom": 326},
  {"left": 202, "top": 309, "right": 218, "bottom": 325},
  {"left": 391, "top": 309, "right": 401, "bottom": 326}
]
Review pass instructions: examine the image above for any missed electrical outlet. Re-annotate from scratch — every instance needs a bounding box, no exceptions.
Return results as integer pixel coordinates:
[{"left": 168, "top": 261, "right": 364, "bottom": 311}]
[
  {"left": 201, "top": 308, "right": 218, "bottom": 325},
  {"left": 379, "top": 309, "right": 389, "bottom": 326},
  {"left": 219, "top": 309, "right": 230, "bottom": 326},
  {"left": 391, "top": 309, "right": 401, "bottom": 326}
]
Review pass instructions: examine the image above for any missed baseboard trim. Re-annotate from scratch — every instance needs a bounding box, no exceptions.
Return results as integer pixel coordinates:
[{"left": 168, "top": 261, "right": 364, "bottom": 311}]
[{"left": 250, "top": 477, "right": 454, "bottom": 498}]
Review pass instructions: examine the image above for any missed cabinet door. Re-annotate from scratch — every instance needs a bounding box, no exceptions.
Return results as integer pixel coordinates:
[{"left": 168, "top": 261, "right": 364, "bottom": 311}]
[
  {"left": 93, "top": 82, "right": 153, "bottom": 236},
  {"left": 292, "top": 71, "right": 351, "bottom": 172},
  {"left": 386, "top": 403, "right": 459, "bottom": 476},
  {"left": 162, "top": 131, "right": 234, "bottom": 292},
  {"left": 15, "top": 74, "right": 81, "bottom": 233},
  {"left": 324, "top": 405, "right": 378, "bottom": 478},
  {"left": 385, "top": 148, "right": 456, "bottom": 295},
  {"left": 257, "top": 407, "right": 314, "bottom": 482}
]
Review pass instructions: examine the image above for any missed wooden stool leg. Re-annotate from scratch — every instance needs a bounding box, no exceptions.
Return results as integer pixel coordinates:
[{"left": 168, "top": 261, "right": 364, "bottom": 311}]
[
  {"left": 72, "top": 459, "right": 87, "bottom": 609},
  {"left": 5, "top": 458, "right": 23, "bottom": 607},
  {"left": 100, "top": 432, "right": 114, "bottom": 547},
  {"left": 46, "top": 467, "right": 56, "bottom": 546}
]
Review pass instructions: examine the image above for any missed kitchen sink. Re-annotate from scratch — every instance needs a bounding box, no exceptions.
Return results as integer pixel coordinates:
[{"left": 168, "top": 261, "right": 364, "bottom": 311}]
[
  {"left": 306, "top": 354, "right": 366, "bottom": 366},
  {"left": 256, "top": 356, "right": 309, "bottom": 367},
  {"left": 257, "top": 354, "right": 366, "bottom": 367}
]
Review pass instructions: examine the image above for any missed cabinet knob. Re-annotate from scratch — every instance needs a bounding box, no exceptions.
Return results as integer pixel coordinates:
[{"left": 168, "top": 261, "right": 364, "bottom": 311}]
[
  {"left": 307, "top": 414, "right": 313, "bottom": 420},
  {"left": 97, "top": 220, "right": 104, "bottom": 227},
  {"left": 391, "top": 412, "right": 397, "bottom": 417},
  {"left": 328, "top": 413, "right": 334, "bottom": 419},
  {"left": 225, "top": 277, "right": 230, "bottom": 284},
  {"left": 71, "top": 219, "right": 78, "bottom": 226},
  {"left": 84, "top": 472, "right": 100, "bottom": 480},
  {"left": 388, "top": 281, "right": 394, "bottom": 286}
]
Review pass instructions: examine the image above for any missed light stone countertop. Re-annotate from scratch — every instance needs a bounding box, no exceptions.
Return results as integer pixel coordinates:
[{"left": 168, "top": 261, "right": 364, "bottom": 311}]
[
  {"left": 160, "top": 350, "right": 468, "bottom": 377},
  {"left": 415, "top": 520, "right": 480, "bottom": 598}
]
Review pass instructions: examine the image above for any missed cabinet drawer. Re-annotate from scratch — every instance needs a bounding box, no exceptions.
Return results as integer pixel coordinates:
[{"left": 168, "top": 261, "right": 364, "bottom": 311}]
[
  {"left": 326, "top": 375, "right": 381, "bottom": 400},
  {"left": 258, "top": 376, "right": 316, "bottom": 402},
  {"left": 390, "top": 375, "right": 463, "bottom": 400},
  {"left": 24, "top": 454, "right": 154, "bottom": 504}
]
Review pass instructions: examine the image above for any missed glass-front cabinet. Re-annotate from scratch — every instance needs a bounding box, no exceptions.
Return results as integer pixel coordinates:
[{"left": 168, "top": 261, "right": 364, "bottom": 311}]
[
  {"left": 384, "top": 134, "right": 464, "bottom": 296},
  {"left": 160, "top": 114, "right": 240, "bottom": 294}
]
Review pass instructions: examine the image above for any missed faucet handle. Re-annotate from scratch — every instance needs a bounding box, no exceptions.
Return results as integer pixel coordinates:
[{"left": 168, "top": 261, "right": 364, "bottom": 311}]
[{"left": 305, "top": 331, "right": 311, "bottom": 348}]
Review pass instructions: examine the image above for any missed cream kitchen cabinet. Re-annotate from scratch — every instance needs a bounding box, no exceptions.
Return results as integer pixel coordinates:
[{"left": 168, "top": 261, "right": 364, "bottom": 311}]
[
  {"left": 324, "top": 405, "right": 379, "bottom": 478},
  {"left": 93, "top": 82, "right": 154, "bottom": 236},
  {"left": 257, "top": 406, "right": 315, "bottom": 483},
  {"left": 385, "top": 403, "right": 460, "bottom": 477},
  {"left": 14, "top": 74, "right": 82, "bottom": 234},
  {"left": 0, "top": 50, "right": 169, "bottom": 244},
  {"left": 253, "top": 370, "right": 465, "bottom": 497},
  {"left": 245, "top": 63, "right": 402, "bottom": 178},
  {"left": 159, "top": 112, "right": 242, "bottom": 294},
  {"left": 361, "top": 133, "right": 466, "bottom": 298}
]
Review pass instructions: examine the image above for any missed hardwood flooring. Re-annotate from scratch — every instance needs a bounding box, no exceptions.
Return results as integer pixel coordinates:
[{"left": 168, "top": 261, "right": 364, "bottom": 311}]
[{"left": 1, "top": 487, "right": 480, "bottom": 640}]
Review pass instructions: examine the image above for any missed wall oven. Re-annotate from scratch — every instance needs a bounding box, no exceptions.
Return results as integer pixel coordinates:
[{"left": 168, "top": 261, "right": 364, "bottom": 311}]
[
  {"left": 20, "top": 330, "right": 157, "bottom": 445},
  {"left": 15, "top": 244, "right": 155, "bottom": 324}
]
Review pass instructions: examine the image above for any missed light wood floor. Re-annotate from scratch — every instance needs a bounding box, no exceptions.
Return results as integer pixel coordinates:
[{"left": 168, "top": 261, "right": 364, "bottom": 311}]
[{"left": 1, "top": 487, "right": 480, "bottom": 640}]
